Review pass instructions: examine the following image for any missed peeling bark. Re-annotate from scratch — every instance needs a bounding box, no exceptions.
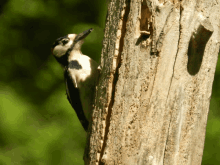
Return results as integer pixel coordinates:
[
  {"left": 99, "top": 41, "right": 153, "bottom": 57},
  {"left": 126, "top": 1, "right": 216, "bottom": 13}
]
[{"left": 84, "top": 0, "right": 220, "bottom": 164}]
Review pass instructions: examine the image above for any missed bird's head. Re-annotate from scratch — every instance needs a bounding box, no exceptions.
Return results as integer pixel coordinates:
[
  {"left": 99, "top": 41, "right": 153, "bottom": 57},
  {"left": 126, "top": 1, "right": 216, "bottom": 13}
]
[{"left": 51, "top": 28, "right": 93, "bottom": 66}]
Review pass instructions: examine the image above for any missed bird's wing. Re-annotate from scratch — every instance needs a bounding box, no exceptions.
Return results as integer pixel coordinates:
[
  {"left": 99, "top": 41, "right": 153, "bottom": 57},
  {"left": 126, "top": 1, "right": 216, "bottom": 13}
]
[{"left": 64, "top": 68, "right": 89, "bottom": 131}]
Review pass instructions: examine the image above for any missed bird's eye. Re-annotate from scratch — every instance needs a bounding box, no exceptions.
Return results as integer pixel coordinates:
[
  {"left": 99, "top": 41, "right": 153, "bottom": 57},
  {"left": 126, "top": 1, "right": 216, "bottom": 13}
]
[{"left": 61, "top": 39, "right": 69, "bottom": 45}]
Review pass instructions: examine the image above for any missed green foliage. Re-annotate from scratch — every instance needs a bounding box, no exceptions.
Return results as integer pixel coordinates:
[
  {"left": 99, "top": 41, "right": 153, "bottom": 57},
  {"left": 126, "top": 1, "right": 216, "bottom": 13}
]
[
  {"left": 0, "top": 0, "right": 219, "bottom": 164},
  {"left": 0, "top": 0, "right": 107, "bottom": 164}
]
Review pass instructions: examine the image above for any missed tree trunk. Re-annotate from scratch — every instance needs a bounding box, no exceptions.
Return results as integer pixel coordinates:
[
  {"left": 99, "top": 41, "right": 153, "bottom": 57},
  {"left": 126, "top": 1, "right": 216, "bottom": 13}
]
[{"left": 84, "top": 0, "right": 220, "bottom": 164}]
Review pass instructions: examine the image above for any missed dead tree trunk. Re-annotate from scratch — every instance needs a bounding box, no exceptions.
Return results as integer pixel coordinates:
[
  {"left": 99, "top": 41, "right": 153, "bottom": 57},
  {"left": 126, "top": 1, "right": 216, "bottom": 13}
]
[{"left": 84, "top": 0, "right": 220, "bottom": 164}]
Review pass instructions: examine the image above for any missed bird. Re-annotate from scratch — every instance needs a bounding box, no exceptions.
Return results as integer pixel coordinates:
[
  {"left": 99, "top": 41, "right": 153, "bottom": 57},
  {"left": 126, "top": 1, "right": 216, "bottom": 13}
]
[{"left": 51, "top": 28, "right": 100, "bottom": 131}]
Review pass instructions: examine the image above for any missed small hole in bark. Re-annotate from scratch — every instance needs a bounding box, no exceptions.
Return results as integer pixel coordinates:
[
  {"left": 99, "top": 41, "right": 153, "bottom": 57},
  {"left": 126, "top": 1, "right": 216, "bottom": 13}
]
[
  {"left": 140, "top": 2, "right": 151, "bottom": 32},
  {"left": 135, "top": 34, "right": 150, "bottom": 45},
  {"left": 187, "top": 23, "right": 213, "bottom": 75},
  {"left": 136, "top": 2, "right": 153, "bottom": 46}
]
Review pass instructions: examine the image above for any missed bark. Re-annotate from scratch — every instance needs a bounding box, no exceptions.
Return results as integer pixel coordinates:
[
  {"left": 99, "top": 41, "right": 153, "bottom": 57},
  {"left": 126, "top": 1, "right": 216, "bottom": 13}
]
[{"left": 84, "top": 0, "right": 220, "bottom": 164}]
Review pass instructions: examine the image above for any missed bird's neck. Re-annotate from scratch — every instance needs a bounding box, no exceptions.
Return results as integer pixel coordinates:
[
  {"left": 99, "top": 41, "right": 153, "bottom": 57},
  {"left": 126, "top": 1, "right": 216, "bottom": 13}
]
[
  {"left": 55, "top": 50, "right": 82, "bottom": 67},
  {"left": 68, "top": 50, "right": 82, "bottom": 61}
]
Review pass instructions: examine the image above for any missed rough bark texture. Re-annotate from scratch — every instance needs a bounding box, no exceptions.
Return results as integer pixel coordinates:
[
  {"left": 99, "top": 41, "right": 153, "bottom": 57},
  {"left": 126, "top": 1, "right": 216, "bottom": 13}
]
[{"left": 84, "top": 0, "right": 220, "bottom": 164}]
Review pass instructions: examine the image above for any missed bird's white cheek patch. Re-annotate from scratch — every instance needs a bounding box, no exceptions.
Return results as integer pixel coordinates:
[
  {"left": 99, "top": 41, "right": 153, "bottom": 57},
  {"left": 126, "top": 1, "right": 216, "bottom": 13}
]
[{"left": 54, "top": 45, "right": 69, "bottom": 57}]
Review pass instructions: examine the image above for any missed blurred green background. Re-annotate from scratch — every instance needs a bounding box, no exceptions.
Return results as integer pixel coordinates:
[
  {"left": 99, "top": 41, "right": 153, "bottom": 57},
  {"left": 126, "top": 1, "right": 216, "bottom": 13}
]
[{"left": 0, "top": 0, "right": 219, "bottom": 164}]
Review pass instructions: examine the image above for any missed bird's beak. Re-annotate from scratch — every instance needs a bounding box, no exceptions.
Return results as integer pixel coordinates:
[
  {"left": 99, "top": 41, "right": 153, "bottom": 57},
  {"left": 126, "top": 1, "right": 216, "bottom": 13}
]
[{"left": 74, "top": 28, "right": 93, "bottom": 42}]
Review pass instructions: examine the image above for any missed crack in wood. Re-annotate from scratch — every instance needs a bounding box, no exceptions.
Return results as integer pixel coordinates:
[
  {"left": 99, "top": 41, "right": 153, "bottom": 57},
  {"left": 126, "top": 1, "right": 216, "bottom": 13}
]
[
  {"left": 163, "top": 4, "right": 182, "bottom": 163},
  {"left": 99, "top": 0, "right": 131, "bottom": 164}
]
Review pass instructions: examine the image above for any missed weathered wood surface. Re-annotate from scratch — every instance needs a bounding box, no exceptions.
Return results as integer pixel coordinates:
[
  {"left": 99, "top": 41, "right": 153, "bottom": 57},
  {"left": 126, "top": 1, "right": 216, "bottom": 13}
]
[{"left": 85, "top": 0, "right": 220, "bottom": 164}]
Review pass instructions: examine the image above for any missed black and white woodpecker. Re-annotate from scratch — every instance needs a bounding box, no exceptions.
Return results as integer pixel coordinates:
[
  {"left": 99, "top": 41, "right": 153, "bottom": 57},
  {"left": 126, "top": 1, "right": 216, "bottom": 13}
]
[{"left": 51, "top": 28, "right": 100, "bottom": 131}]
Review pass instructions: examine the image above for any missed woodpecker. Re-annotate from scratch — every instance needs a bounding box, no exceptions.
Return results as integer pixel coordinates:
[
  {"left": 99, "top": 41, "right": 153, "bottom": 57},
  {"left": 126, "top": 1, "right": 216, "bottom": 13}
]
[{"left": 51, "top": 28, "right": 100, "bottom": 131}]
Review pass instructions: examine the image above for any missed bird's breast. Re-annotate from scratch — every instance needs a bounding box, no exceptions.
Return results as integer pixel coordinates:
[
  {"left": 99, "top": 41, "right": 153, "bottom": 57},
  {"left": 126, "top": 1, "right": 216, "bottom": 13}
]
[
  {"left": 68, "top": 55, "right": 98, "bottom": 88},
  {"left": 68, "top": 68, "right": 92, "bottom": 87}
]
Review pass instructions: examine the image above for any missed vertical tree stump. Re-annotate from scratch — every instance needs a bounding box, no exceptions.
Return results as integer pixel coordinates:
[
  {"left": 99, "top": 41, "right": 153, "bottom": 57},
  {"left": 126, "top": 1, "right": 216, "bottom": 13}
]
[{"left": 84, "top": 0, "right": 220, "bottom": 164}]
